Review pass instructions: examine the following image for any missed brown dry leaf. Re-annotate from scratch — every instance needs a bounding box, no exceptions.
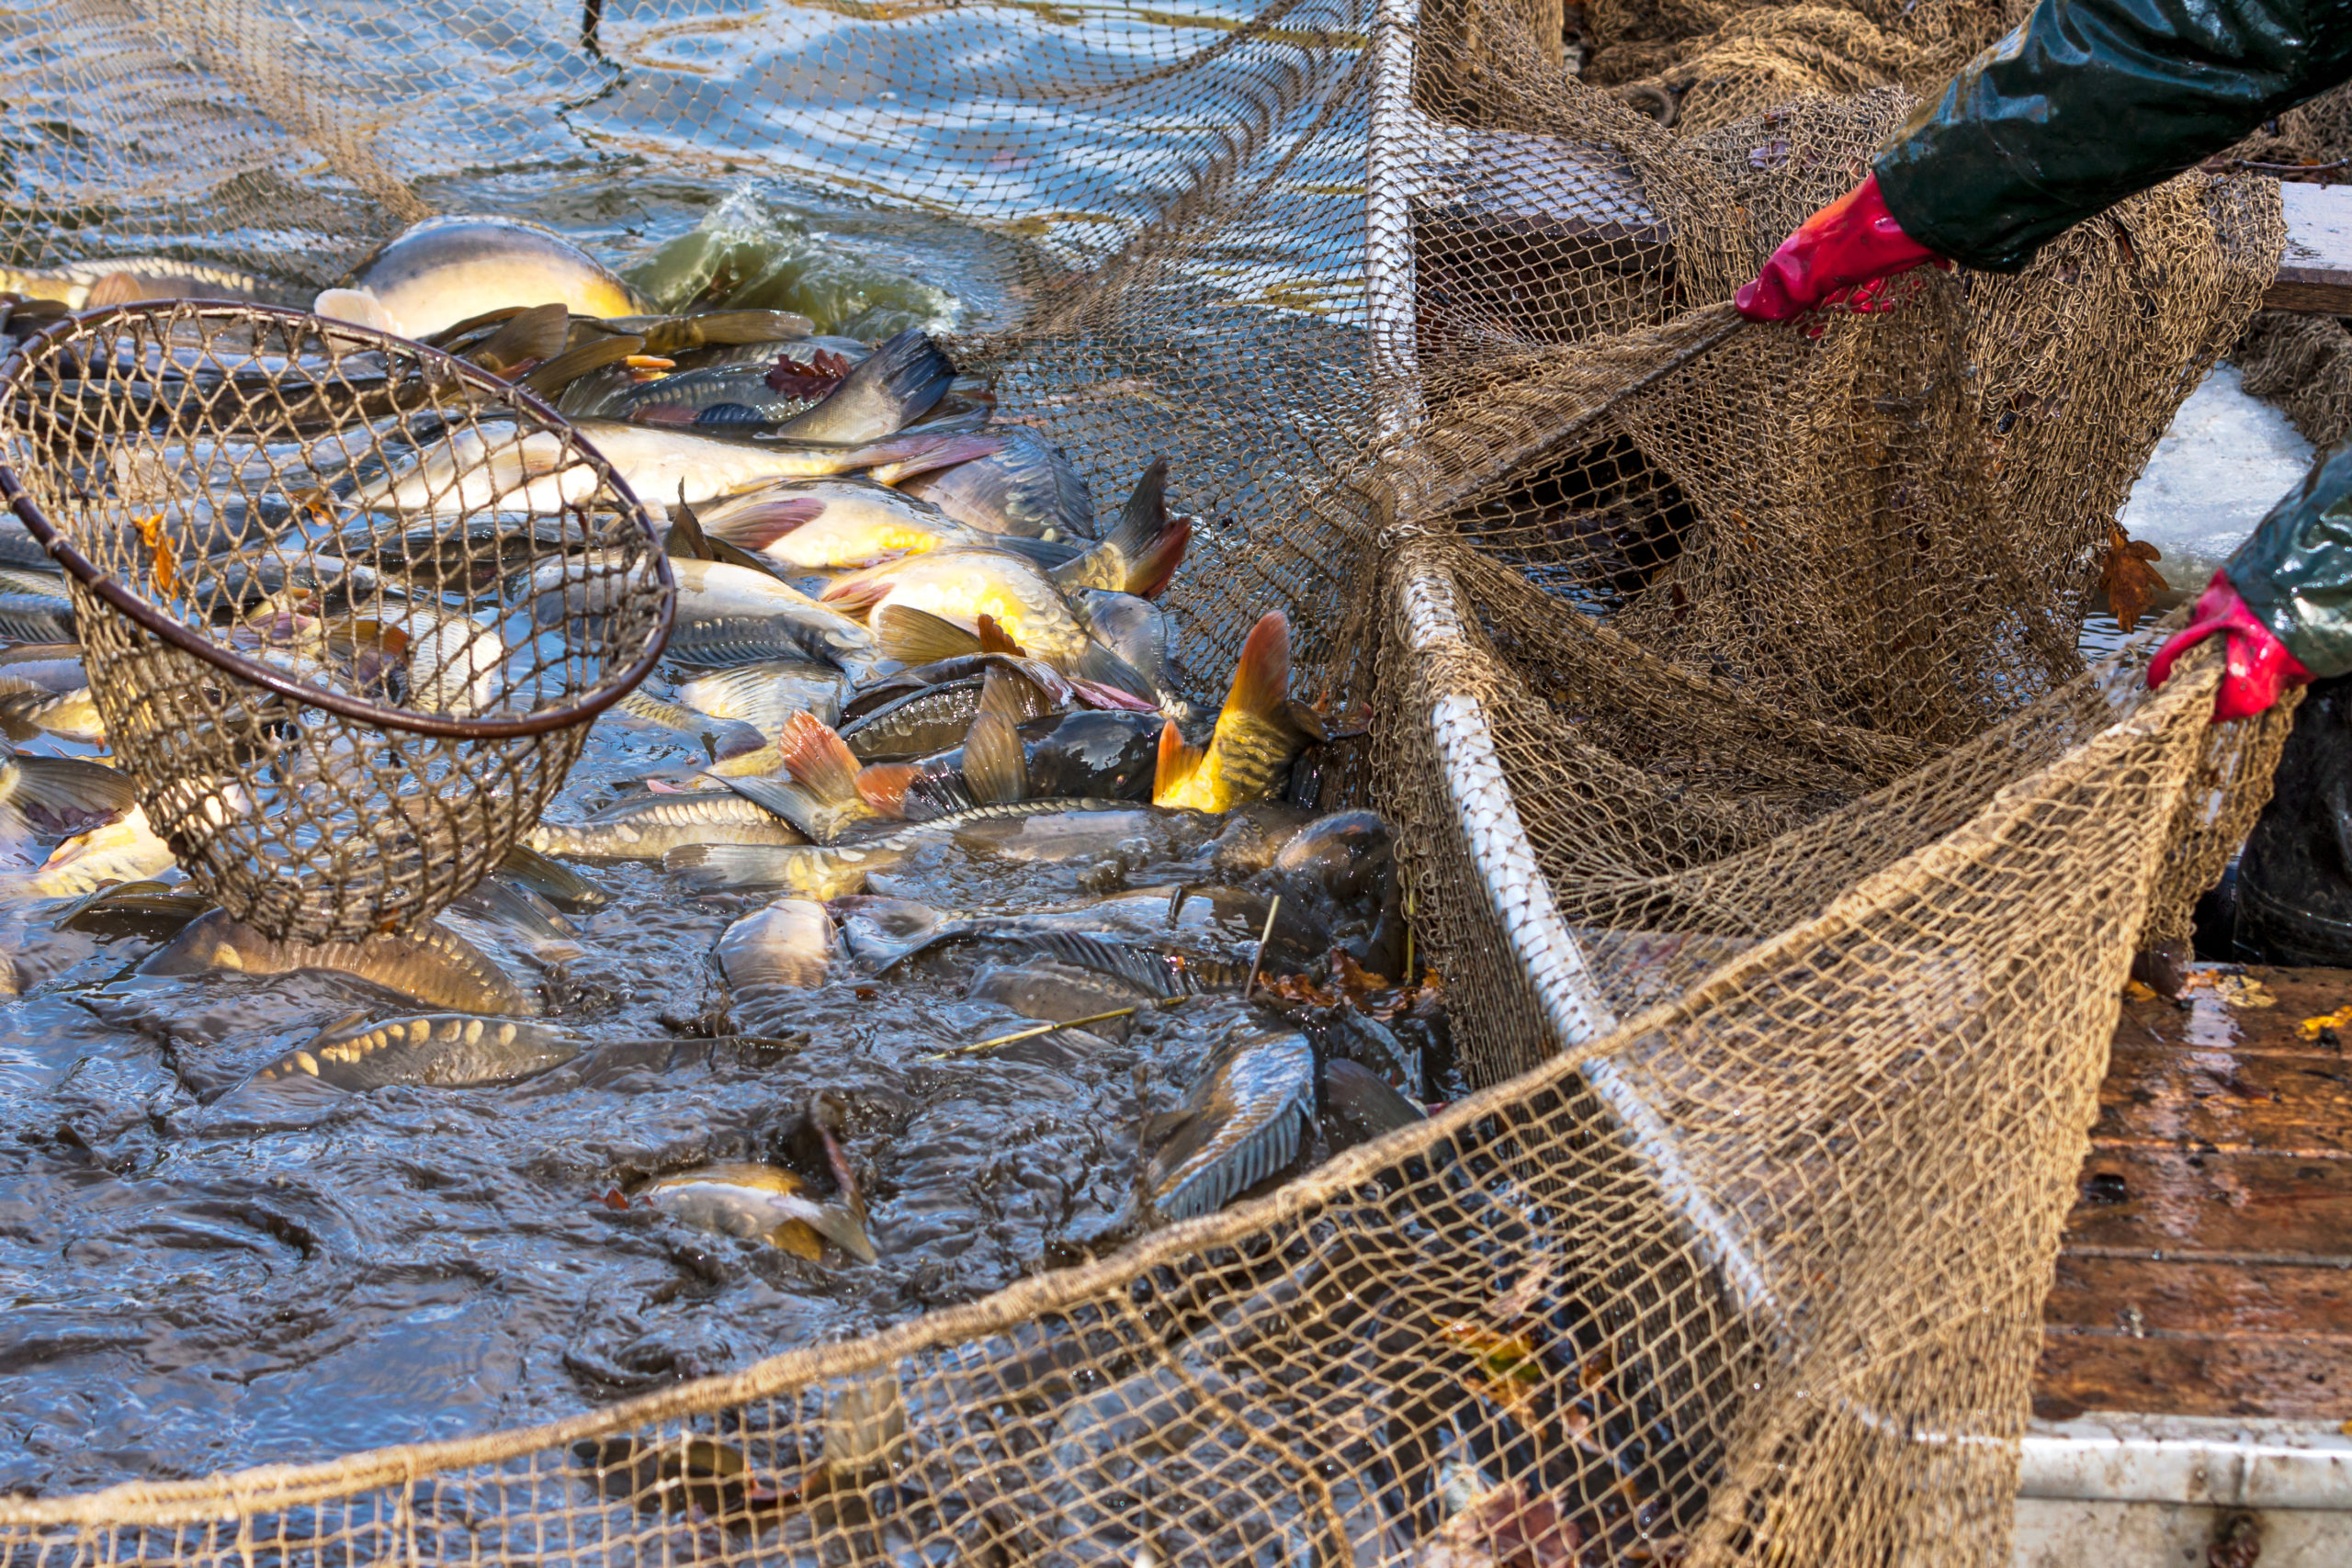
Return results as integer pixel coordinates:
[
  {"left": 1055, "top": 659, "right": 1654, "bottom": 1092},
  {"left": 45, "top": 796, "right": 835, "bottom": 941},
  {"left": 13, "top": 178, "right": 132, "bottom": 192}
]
[
  {"left": 1439, "top": 1319, "right": 1546, "bottom": 1414},
  {"left": 1426, "top": 1478, "right": 1583, "bottom": 1568},
  {"left": 2099, "top": 524, "right": 2167, "bottom": 633}
]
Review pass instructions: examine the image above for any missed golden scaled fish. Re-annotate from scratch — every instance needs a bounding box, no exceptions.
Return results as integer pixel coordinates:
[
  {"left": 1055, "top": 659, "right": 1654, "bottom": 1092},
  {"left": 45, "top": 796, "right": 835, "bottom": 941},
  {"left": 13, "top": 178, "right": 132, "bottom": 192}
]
[
  {"left": 252, "top": 1013, "right": 573, "bottom": 1090},
  {"left": 316, "top": 215, "right": 649, "bottom": 340},
  {"left": 639, "top": 1162, "right": 877, "bottom": 1263},
  {"left": 140, "top": 910, "right": 535, "bottom": 1015},
  {"left": 1152, "top": 611, "right": 1325, "bottom": 813},
  {"left": 0, "top": 258, "right": 266, "bottom": 308}
]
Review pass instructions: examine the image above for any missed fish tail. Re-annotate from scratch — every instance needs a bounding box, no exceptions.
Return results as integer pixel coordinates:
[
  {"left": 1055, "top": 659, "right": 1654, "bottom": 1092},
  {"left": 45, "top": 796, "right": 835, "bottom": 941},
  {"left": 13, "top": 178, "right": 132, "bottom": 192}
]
[
  {"left": 468, "top": 302, "right": 569, "bottom": 378},
  {"left": 1153, "top": 718, "right": 1204, "bottom": 805},
  {"left": 853, "top": 327, "right": 956, "bottom": 434},
  {"left": 1224, "top": 611, "right": 1292, "bottom": 731},
  {"left": 776, "top": 711, "right": 866, "bottom": 812},
  {"left": 699, "top": 496, "right": 825, "bottom": 552},
  {"left": 1053, "top": 459, "right": 1191, "bottom": 598},
  {"left": 859, "top": 432, "right": 1005, "bottom": 486},
  {"left": 961, "top": 710, "right": 1026, "bottom": 807},
  {"left": 872, "top": 604, "right": 981, "bottom": 663},
  {"left": 854, "top": 763, "right": 919, "bottom": 818},
  {"left": 977, "top": 613, "right": 1024, "bottom": 655}
]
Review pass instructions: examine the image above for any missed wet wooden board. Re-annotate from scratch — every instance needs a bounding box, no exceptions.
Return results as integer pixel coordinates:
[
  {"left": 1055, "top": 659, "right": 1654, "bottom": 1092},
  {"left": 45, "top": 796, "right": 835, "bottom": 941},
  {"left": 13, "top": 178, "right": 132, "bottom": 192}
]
[
  {"left": 2036, "top": 965, "right": 2352, "bottom": 1421},
  {"left": 2267, "top": 181, "right": 2352, "bottom": 315}
]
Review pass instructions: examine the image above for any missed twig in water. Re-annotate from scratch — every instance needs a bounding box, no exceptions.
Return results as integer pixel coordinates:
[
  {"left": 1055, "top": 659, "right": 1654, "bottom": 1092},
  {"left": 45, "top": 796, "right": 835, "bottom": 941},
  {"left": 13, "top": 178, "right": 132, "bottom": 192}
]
[
  {"left": 925, "top": 1005, "right": 1145, "bottom": 1059},
  {"left": 1245, "top": 894, "right": 1283, "bottom": 999}
]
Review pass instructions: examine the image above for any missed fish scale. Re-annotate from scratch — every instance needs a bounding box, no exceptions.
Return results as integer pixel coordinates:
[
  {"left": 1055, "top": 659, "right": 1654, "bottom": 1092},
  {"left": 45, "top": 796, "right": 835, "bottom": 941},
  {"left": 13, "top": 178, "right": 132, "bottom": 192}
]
[
  {"left": 253, "top": 1014, "right": 573, "bottom": 1090},
  {"left": 140, "top": 911, "right": 534, "bottom": 1014}
]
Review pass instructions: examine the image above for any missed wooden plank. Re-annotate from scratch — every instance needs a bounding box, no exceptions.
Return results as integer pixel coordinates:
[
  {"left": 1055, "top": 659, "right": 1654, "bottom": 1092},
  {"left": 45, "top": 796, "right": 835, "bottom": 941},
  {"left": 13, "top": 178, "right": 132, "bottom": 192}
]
[
  {"left": 2033, "top": 1326, "right": 2352, "bottom": 1421},
  {"left": 2266, "top": 181, "right": 2352, "bottom": 314},
  {"left": 2038, "top": 964, "right": 2352, "bottom": 1420}
]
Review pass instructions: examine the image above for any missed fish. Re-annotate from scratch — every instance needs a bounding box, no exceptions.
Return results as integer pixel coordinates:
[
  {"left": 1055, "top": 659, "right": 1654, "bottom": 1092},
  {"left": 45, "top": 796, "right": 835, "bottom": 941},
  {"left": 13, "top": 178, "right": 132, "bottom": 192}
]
[
  {"left": 537, "top": 556, "right": 877, "bottom": 676},
  {"left": 968, "top": 928, "right": 1250, "bottom": 998},
  {"left": 15, "top": 805, "right": 179, "bottom": 896},
  {"left": 319, "top": 216, "right": 650, "bottom": 338},
  {"left": 840, "top": 664, "right": 1044, "bottom": 818},
  {"left": 720, "top": 713, "right": 892, "bottom": 841},
  {"left": 0, "top": 257, "right": 266, "bottom": 308},
  {"left": 663, "top": 841, "right": 902, "bottom": 898},
  {"left": 837, "top": 657, "right": 1068, "bottom": 761},
  {"left": 830, "top": 894, "right": 951, "bottom": 970},
  {"left": 899, "top": 424, "right": 1095, "bottom": 539},
  {"left": 405, "top": 616, "right": 507, "bottom": 716},
  {"left": 662, "top": 613, "right": 857, "bottom": 671},
  {"left": 717, "top": 897, "right": 836, "bottom": 989},
  {"left": 639, "top": 1162, "right": 877, "bottom": 1263},
  {"left": 526, "top": 790, "right": 807, "bottom": 862},
  {"left": 250, "top": 1013, "right": 574, "bottom": 1090},
  {"left": 827, "top": 548, "right": 1153, "bottom": 695},
  {"left": 1073, "top": 588, "right": 1196, "bottom": 721},
  {"left": 1136, "top": 1030, "right": 1317, "bottom": 1222},
  {"left": 1153, "top": 612, "right": 1325, "bottom": 812},
  {"left": 699, "top": 478, "right": 986, "bottom": 570},
  {"left": 1044, "top": 461, "right": 1191, "bottom": 599},
  {"left": 1319, "top": 1057, "right": 1426, "bottom": 1150},
  {"left": 447, "top": 875, "right": 582, "bottom": 957},
  {"left": 762, "top": 328, "right": 955, "bottom": 445},
  {"left": 1017, "top": 709, "right": 1163, "bottom": 801},
  {"left": 353, "top": 422, "right": 997, "bottom": 516},
  {"left": 497, "top": 842, "right": 610, "bottom": 911},
  {"left": 1261, "top": 809, "right": 1404, "bottom": 976},
  {"left": 0, "top": 593, "right": 74, "bottom": 644},
  {"left": 676, "top": 660, "right": 848, "bottom": 738},
  {"left": 0, "top": 644, "right": 85, "bottom": 694},
  {"left": 611, "top": 691, "right": 770, "bottom": 761},
  {"left": 140, "top": 910, "right": 536, "bottom": 1014},
  {"left": 968, "top": 959, "right": 1149, "bottom": 1043},
  {"left": 0, "top": 750, "right": 137, "bottom": 839}
]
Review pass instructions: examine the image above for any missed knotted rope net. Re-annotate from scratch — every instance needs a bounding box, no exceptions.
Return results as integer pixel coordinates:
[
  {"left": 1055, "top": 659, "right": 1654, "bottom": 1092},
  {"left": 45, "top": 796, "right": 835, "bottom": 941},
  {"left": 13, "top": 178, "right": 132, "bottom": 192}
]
[
  {"left": 0, "top": 0, "right": 2295, "bottom": 1560},
  {"left": 0, "top": 302, "right": 672, "bottom": 943}
]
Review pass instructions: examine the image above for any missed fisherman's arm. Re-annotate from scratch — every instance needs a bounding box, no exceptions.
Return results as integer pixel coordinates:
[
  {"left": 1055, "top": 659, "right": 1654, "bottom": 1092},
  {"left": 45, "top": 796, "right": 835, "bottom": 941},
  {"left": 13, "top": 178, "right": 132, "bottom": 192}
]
[{"left": 1738, "top": 0, "right": 2352, "bottom": 317}]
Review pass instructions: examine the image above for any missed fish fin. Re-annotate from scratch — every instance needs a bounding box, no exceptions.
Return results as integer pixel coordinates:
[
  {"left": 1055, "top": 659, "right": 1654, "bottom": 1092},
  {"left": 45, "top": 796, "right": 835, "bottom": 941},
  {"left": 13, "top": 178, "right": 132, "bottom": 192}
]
[
  {"left": 1050, "top": 459, "right": 1190, "bottom": 598},
  {"left": 1067, "top": 676, "right": 1160, "bottom": 714},
  {"left": 961, "top": 711, "right": 1026, "bottom": 807},
  {"left": 468, "top": 301, "right": 569, "bottom": 378},
  {"left": 827, "top": 327, "right": 955, "bottom": 436},
  {"left": 987, "top": 536, "right": 1086, "bottom": 571},
  {"left": 521, "top": 333, "right": 645, "bottom": 397},
  {"left": 1282, "top": 696, "right": 1330, "bottom": 742},
  {"left": 975, "top": 662, "right": 1035, "bottom": 728},
  {"left": 85, "top": 271, "right": 151, "bottom": 309},
  {"left": 664, "top": 843, "right": 795, "bottom": 890},
  {"left": 1154, "top": 719, "right": 1204, "bottom": 804},
  {"left": 817, "top": 573, "right": 894, "bottom": 617},
  {"left": 7, "top": 755, "right": 138, "bottom": 832},
  {"left": 645, "top": 309, "right": 812, "bottom": 352},
  {"left": 1071, "top": 640, "right": 1158, "bottom": 705},
  {"left": 857, "top": 432, "right": 1006, "bottom": 486},
  {"left": 699, "top": 497, "right": 825, "bottom": 552},
  {"left": 854, "top": 763, "right": 918, "bottom": 818},
  {"left": 498, "top": 842, "right": 610, "bottom": 911},
  {"left": 664, "top": 487, "right": 717, "bottom": 562},
  {"left": 976, "top": 614, "right": 1024, "bottom": 656},
  {"left": 314, "top": 287, "right": 401, "bottom": 335},
  {"left": 872, "top": 604, "right": 981, "bottom": 663},
  {"left": 716, "top": 773, "right": 824, "bottom": 838},
  {"left": 776, "top": 712, "right": 864, "bottom": 808},
  {"left": 1224, "top": 611, "right": 1292, "bottom": 730},
  {"left": 803, "top": 1202, "right": 879, "bottom": 1264}
]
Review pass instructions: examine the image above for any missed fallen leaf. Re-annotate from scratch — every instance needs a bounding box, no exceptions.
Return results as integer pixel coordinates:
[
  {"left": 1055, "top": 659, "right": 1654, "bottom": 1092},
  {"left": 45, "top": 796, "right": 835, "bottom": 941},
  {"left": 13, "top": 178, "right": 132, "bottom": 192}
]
[
  {"left": 1426, "top": 1479, "right": 1583, "bottom": 1568},
  {"left": 2300, "top": 1005, "right": 2352, "bottom": 1040},
  {"left": 2099, "top": 524, "right": 2167, "bottom": 633},
  {"left": 2122, "top": 980, "right": 2160, "bottom": 1002}
]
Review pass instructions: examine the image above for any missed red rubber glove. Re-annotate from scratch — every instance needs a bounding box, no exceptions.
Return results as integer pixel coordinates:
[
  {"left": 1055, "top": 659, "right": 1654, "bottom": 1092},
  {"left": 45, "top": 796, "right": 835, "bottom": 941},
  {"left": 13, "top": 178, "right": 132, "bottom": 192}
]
[
  {"left": 2147, "top": 571, "right": 2312, "bottom": 723},
  {"left": 1735, "top": 173, "right": 1950, "bottom": 322}
]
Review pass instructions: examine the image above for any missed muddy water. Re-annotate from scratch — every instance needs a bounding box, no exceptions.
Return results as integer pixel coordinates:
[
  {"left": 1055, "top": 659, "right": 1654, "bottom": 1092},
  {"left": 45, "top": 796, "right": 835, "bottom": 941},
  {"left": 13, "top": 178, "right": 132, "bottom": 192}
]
[{"left": 0, "top": 688, "right": 1287, "bottom": 1494}]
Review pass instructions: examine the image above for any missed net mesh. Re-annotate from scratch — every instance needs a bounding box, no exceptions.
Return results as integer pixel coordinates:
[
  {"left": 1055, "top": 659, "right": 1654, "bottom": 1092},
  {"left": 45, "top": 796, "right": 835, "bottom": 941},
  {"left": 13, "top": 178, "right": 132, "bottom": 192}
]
[
  {"left": 0, "top": 0, "right": 2301, "bottom": 1558},
  {"left": 0, "top": 302, "right": 671, "bottom": 943}
]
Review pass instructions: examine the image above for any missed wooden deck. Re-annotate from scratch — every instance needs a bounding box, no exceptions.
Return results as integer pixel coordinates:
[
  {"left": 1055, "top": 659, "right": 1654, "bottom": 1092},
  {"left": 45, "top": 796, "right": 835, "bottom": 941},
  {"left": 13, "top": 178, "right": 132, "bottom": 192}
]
[{"left": 2035, "top": 965, "right": 2352, "bottom": 1422}]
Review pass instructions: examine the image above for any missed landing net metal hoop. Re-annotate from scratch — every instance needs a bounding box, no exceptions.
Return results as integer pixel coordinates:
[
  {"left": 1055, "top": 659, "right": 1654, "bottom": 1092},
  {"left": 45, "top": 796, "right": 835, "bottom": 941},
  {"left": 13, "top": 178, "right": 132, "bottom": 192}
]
[{"left": 0, "top": 300, "right": 674, "bottom": 944}]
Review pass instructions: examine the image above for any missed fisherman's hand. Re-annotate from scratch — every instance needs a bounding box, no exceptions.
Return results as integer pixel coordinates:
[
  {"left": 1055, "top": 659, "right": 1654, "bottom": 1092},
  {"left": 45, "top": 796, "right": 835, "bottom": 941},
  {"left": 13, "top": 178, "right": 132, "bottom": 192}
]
[
  {"left": 1734, "top": 172, "right": 1950, "bottom": 323},
  {"left": 2147, "top": 571, "right": 2312, "bottom": 724}
]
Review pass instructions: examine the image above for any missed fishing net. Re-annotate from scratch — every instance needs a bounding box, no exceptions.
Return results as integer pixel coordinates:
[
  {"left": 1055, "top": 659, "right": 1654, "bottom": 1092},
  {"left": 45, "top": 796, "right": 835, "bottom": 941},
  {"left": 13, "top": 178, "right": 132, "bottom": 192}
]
[
  {"left": 0, "top": 0, "right": 2299, "bottom": 1560},
  {"left": 0, "top": 301, "right": 672, "bottom": 944}
]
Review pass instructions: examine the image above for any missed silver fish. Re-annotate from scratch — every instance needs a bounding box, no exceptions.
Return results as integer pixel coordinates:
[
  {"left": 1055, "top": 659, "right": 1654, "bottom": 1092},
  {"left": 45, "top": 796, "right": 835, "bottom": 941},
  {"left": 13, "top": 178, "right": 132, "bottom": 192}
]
[
  {"left": 676, "top": 659, "right": 847, "bottom": 738},
  {"left": 717, "top": 897, "right": 836, "bottom": 989},
  {"left": 322, "top": 215, "right": 649, "bottom": 338},
  {"left": 639, "top": 1162, "right": 877, "bottom": 1263}
]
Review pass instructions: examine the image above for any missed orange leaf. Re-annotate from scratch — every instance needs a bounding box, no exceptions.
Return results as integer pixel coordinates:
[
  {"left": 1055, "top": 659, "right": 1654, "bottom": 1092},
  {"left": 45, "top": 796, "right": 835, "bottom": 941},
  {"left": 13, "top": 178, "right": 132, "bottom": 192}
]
[{"left": 2099, "top": 524, "right": 2167, "bottom": 634}]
